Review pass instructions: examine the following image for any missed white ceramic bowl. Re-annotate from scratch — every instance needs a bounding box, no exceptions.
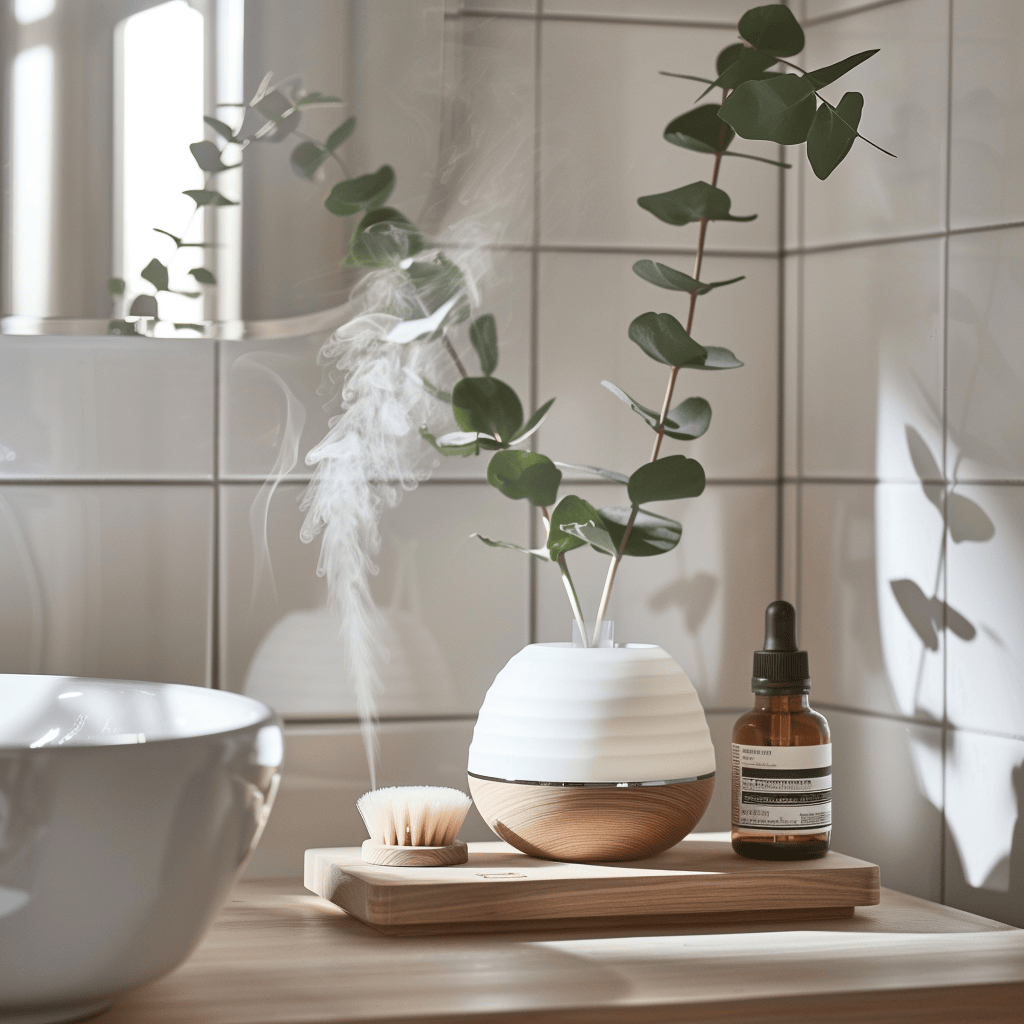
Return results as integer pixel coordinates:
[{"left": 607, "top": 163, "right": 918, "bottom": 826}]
[
  {"left": 468, "top": 643, "right": 716, "bottom": 784},
  {"left": 0, "top": 675, "right": 283, "bottom": 1024}
]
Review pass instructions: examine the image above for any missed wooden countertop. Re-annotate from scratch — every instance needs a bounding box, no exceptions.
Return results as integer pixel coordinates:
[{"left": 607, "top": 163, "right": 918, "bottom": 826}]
[{"left": 97, "top": 865, "right": 1024, "bottom": 1024}]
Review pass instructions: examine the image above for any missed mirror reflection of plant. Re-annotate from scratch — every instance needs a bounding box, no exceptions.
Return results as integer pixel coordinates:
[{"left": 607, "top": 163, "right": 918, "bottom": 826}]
[{"left": 422, "top": 5, "right": 891, "bottom": 647}]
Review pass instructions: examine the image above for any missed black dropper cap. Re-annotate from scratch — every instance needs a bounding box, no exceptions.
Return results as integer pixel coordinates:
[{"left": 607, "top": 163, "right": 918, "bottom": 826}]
[{"left": 752, "top": 600, "right": 811, "bottom": 694}]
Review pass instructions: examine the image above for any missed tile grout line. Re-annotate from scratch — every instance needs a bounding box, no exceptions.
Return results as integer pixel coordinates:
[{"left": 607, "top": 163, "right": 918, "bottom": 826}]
[
  {"left": 795, "top": 148, "right": 805, "bottom": 617},
  {"left": 211, "top": 338, "right": 221, "bottom": 690},
  {"left": 939, "top": 0, "right": 956, "bottom": 908},
  {"left": 451, "top": 9, "right": 738, "bottom": 30},
  {"left": 802, "top": 0, "right": 914, "bottom": 28},
  {"left": 776, "top": 136, "right": 787, "bottom": 600}
]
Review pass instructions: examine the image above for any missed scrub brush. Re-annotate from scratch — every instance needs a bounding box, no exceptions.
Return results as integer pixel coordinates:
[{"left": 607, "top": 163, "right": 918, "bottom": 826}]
[{"left": 357, "top": 786, "right": 472, "bottom": 866}]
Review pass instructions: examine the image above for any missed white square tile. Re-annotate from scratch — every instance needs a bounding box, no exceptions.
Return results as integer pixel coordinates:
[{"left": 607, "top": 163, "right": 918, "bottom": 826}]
[
  {"left": 828, "top": 710, "right": 944, "bottom": 900},
  {"left": 222, "top": 253, "right": 533, "bottom": 484},
  {"left": 944, "top": 729, "right": 1024, "bottom": 927},
  {"left": 245, "top": 720, "right": 493, "bottom": 878},
  {"left": 535, "top": 483, "right": 777, "bottom": 710},
  {"left": 801, "top": 239, "right": 944, "bottom": 481},
  {"left": 947, "top": 228, "right": 1024, "bottom": 482},
  {"left": 802, "top": 0, "right": 949, "bottom": 246},
  {"left": 946, "top": 484, "right": 1024, "bottom": 737},
  {"left": 804, "top": 0, "right": 880, "bottom": 17},
  {"left": 221, "top": 481, "right": 530, "bottom": 715},
  {"left": 781, "top": 253, "right": 801, "bottom": 479},
  {"left": 431, "top": 14, "right": 537, "bottom": 246},
  {"left": 801, "top": 483, "right": 945, "bottom": 721},
  {"left": 539, "top": 20, "right": 780, "bottom": 251},
  {"left": 0, "top": 336, "right": 213, "bottom": 479},
  {"left": 543, "top": 0, "right": 751, "bottom": 21},
  {"left": 950, "top": 0, "right": 1024, "bottom": 230},
  {"left": 536, "top": 251, "right": 778, "bottom": 482},
  {"left": 0, "top": 485, "right": 212, "bottom": 685},
  {"left": 457, "top": 1, "right": 537, "bottom": 13}
]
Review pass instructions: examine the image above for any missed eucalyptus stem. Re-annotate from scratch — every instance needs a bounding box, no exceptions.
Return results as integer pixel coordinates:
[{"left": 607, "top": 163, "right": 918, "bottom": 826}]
[
  {"left": 541, "top": 506, "right": 588, "bottom": 647},
  {"left": 590, "top": 114, "right": 729, "bottom": 646}
]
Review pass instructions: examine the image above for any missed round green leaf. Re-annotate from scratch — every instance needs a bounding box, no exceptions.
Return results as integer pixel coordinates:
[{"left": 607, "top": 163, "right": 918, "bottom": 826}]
[
  {"left": 664, "top": 397, "right": 712, "bottom": 440},
  {"left": 141, "top": 258, "right": 169, "bottom": 292},
  {"left": 599, "top": 506, "right": 682, "bottom": 557},
  {"left": 107, "top": 277, "right": 125, "bottom": 295},
  {"left": 326, "top": 116, "right": 357, "bottom": 152},
  {"left": 700, "top": 48, "right": 777, "bottom": 100},
  {"left": 807, "top": 92, "right": 863, "bottom": 180},
  {"left": 717, "top": 42, "right": 748, "bottom": 77},
  {"left": 189, "top": 267, "right": 217, "bottom": 285},
  {"left": 698, "top": 346, "right": 744, "bottom": 370},
  {"left": 628, "top": 455, "right": 706, "bottom": 504},
  {"left": 344, "top": 207, "right": 423, "bottom": 268},
  {"left": 738, "top": 4, "right": 805, "bottom": 57},
  {"left": 629, "top": 312, "right": 707, "bottom": 367},
  {"left": 804, "top": 50, "right": 879, "bottom": 90},
  {"left": 291, "top": 140, "right": 329, "bottom": 179},
  {"left": 452, "top": 376, "right": 524, "bottom": 442},
  {"left": 638, "top": 181, "right": 756, "bottom": 226},
  {"left": 405, "top": 254, "right": 466, "bottom": 315},
  {"left": 548, "top": 494, "right": 603, "bottom": 558},
  {"left": 325, "top": 165, "right": 396, "bottom": 216},
  {"left": 487, "top": 450, "right": 561, "bottom": 507},
  {"left": 469, "top": 313, "right": 498, "bottom": 376},
  {"left": 633, "top": 259, "right": 745, "bottom": 295},
  {"left": 190, "top": 140, "right": 230, "bottom": 172},
  {"left": 719, "top": 75, "right": 817, "bottom": 146},
  {"left": 664, "top": 105, "right": 734, "bottom": 154}
]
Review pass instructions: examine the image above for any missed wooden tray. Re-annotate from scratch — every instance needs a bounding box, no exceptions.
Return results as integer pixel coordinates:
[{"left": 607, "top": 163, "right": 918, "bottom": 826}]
[{"left": 304, "top": 832, "right": 880, "bottom": 936}]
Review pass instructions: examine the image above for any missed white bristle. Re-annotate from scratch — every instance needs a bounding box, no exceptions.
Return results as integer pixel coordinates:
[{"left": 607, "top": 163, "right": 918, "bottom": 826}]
[{"left": 357, "top": 786, "right": 472, "bottom": 847}]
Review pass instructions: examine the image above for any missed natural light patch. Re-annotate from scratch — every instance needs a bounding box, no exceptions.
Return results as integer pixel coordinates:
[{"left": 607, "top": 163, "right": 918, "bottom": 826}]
[
  {"left": 116, "top": 0, "right": 204, "bottom": 325},
  {"left": 11, "top": 44, "right": 54, "bottom": 317},
  {"left": 14, "top": 0, "right": 54, "bottom": 26}
]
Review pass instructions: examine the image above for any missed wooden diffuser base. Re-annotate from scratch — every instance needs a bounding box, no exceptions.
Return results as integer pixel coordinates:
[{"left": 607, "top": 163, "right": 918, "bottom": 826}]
[{"left": 468, "top": 774, "right": 715, "bottom": 863}]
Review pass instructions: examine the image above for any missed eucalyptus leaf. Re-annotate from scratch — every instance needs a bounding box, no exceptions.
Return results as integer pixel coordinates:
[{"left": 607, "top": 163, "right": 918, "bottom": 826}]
[
  {"left": 404, "top": 254, "right": 465, "bottom": 315},
  {"left": 804, "top": 49, "right": 879, "bottom": 89},
  {"left": 438, "top": 430, "right": 501, "bottom": 449},
  {"left": 183, "top": 189, "right": 238, "bottom": 207},
  {"left": 325, "top": 116, "right": 356, "bottom": 151},
  {"left": 474, "top": 534, "right": 550, "bottom": 560},
  {"left": 638, "top": 180, "right": 756, "bottom": 226},
  {"left": 807, "top": 91, "right": 863, "bottom": 180},
  {"left": 107, "top": 277, "right": 125, "bottom": 295},
  {"left": 562, "top": 520, "right": 618, "bottom": 556},
  {"left": 599, "top": 506, "right": 682, "bottom": 557},
  {"left": 452, "top": 376, "right": 524, "bottom": 442},
  {"left": 141, "top": 258, "right": 169, "bottom": 292},
  {"left": 487, "top": 449, "right": 561, "bottom": 506},
  {"left": 664, "top": 105, "right": 734, "bottom": 153},
  {"left": 548, "top": 495, "right": 603, "bottom": 558},
  {"left": 290, "top": 140, "right": 329, "bottom": 179},
  {"left": 554, "top": 463, "right": 629, "bottom": 485},
  {"left": 129, "top": 294, "right": 158, "bottom": 318},
  {"left": 172, "top": 289, "right": 202, "bottom": 299},
  {"left": 717, "top": 43, "right": 748, "bottom": 76},
  {"left": 696, "top": 346, "right": 744, "bottom": 370},
  {"left": 469, "top": 313, "right": 498, "bottom": 375},
  {"left": 738, "top": 4, "right": 805, "bottom": 57},
  {"left": 420, "top": 426, "right": 488, "bottom": 457},
  {"left": 719, "top": 75, "right": 818, "bottom": 145},
  {"left": 203, "top": 115, "right": 237, "bottom": 143},
  {"left": 190, "top": 140, "right": 231, "bottom": 172},
  {"left": 512, "top": 397, "right": 555, "bottom": 443},
  {"left": 698, "top": 48, "right": 777, "bottom": 100},
  {"left": 629, "top": 312, "right": 707, "bottom": 367},
  {"left": 628, "top": 454, "right": 706, "bottom": 504},
  {"left": 344, "top": 207, "right": 423, "bottom": 267},
  {"left": 633, "top": 259, "right": 744, "bottom": 295},
  {"left": 325, "top": 165, "right": 396, "bottom": 216},
  {"left": 419, "top": 376, "right": 452, "bottom": 404},
  {"left": 189, "top": 267, "right": 217, "bottom": 285},
  {"left": 604, "top": 383, "right": 713, "bottom": 441}
]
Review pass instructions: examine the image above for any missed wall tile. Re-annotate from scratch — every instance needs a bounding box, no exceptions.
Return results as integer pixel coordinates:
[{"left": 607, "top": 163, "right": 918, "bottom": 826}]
[
  {"left": 950, "top": 0, "right": 1024, "bottom": 230},
  {"left": 221, "top": 254, "right": 532, "bottom": 484},
  {"left": 829, "top": 710, "right": 944, "bottom": 901},
  {"left": 220, "top": 481, "right": 529, "bottom": 716},
  {"left": 781, "top": 253, "right": 801, "bottom": 478},
  {"left": 947, "top": 228, "right": 1024, "bottom": 482},
  {"left": 803, "top": 0, "right": 884, "bottom": 18},
  {"left": 945, "top": 728, "right": 1024, "bottom": 927},
  {"left": 543, "top": 0, "right": 752, "bottom": 20},
  {"left": 433, "top": 13, "right": 537, "bottom": 246},
  {"left": 802, "top": 0, "right": 949, "bottom": 247},
  {"left": 535, "top": 483, "right": 777, "bottom": 711},
  {"left": 245, "top": 720, "right": 493, "bottom": 878},
  {"left": 801, "top": 483, "right": 944, "bottom": 722},
  {"left": 0, "top": 336, "right": 213, "bottom": 479},
  {"left": 536, "top": 251, "right": 778, "bottom": 482},
  {"left": 946, "top": 484, "right": 1024, "bottom": 737},
  {"left": 0, "top": 485, "right": 212, "bottom": 686},
  {"left": 539, "top": 20, "right": 780, "bottom": 252},
  {"left": 801, "top": 239, "right": 943, "bottom": 481}
]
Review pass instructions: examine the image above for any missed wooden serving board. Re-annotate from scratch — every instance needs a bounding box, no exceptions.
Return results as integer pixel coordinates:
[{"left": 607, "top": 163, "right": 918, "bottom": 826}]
[{"left": 304, "top": 832, "right": 880, "bottom": 936}]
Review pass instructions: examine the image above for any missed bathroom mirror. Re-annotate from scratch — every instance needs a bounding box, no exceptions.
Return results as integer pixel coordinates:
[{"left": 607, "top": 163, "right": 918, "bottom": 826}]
[{"left": 0, "top": 0, "right": 447, "bottom": 333}]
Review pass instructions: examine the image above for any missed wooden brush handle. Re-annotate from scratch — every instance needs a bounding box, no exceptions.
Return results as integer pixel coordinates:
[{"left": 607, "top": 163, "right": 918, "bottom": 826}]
[{"left": 361, "top": 839, "right": 468, "bottom": 867}]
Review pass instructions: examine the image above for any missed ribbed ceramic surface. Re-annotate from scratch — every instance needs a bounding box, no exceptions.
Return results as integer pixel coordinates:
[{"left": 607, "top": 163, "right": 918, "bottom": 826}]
[{"left": 468, "top": 643, "right": 716, "bottom": 784}]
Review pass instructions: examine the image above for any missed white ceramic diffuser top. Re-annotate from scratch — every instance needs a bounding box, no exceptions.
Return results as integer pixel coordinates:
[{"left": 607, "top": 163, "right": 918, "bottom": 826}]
[{"left": 467, "top": 643, "right": 716, "bottom": 784}]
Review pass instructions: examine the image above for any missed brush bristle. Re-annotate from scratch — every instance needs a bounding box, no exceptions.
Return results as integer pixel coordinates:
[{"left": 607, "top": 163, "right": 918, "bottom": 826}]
[{"left": 356, "top": 786, "right": 472, "bottom": 847}]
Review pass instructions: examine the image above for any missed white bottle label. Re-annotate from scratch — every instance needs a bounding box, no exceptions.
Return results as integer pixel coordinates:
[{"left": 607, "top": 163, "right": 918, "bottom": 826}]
[{"left": 731, "top": 742, "right": 832, "bottom": 836}]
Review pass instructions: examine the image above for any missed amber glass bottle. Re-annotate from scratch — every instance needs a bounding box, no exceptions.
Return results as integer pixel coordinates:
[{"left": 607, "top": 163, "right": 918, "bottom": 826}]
[{"left": 732, "top": 601, "right": 831, "bottom": 860}]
